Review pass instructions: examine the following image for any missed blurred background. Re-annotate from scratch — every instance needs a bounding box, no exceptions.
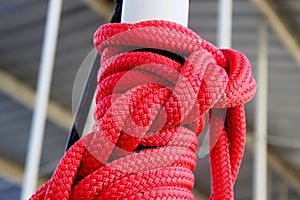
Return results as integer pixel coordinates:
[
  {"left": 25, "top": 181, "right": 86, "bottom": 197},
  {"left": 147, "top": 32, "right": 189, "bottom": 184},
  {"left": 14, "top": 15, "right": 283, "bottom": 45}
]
[{"left": 0, "top": 0, "right": 300, "bottom": 199}]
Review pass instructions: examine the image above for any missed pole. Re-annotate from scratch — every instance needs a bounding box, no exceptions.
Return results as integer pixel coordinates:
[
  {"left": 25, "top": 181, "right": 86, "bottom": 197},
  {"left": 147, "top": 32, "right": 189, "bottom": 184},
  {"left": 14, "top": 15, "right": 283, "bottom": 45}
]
[
  {"left": 253, "top": 16, "right": 268, "bottom": 200},
  {"left": 121, "top": 0, "right": 189, "bottom": 27},
  {"left": 217, "top": 0, "right": 233, "bottom": 48},
  {"left": 20, "top": 0, "right": 62, "bottom": 199}
]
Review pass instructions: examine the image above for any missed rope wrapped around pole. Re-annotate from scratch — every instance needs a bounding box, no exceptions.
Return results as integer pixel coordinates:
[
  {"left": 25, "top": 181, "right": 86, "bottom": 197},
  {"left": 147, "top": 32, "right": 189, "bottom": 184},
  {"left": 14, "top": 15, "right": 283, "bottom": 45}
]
[{"left": 30, "top": 20, "right": 256, "bottom": 200}]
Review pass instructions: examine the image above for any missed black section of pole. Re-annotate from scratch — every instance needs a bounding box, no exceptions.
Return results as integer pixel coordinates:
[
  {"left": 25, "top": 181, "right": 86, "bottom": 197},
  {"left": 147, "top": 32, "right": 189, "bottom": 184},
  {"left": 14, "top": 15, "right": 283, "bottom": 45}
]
[
  {"left": 111, "top": 0, "right": 123, "bottom": 23},
  {"left": 65, "top": 1, "right": 123, "bottom": 152},
  {"left": 65, "top": 54, "right": 100, "bottom": 152}
]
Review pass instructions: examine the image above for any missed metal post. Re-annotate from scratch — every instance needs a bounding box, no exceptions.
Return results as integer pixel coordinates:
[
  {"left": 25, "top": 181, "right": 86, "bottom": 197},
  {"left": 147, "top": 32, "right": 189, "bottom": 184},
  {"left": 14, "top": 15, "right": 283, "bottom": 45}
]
[
  {"left": 20, "top": 0, "right": 62, "bottom": 199},
  {"left": 121, "top": 0, "right": 189, "bottom": 27},
  {"left": 254, "top": 16, "right": 268, "bottom": 200},
  {"left": 217, "top": 0, "right": 233, "bottom": 48}
]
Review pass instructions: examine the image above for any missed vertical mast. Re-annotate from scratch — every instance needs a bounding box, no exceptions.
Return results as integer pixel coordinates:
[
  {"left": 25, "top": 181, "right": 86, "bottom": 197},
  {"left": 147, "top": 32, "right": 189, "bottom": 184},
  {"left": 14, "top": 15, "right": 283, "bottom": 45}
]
[{"left": 121, "top": 0, "right": 189, "bottom": 27}]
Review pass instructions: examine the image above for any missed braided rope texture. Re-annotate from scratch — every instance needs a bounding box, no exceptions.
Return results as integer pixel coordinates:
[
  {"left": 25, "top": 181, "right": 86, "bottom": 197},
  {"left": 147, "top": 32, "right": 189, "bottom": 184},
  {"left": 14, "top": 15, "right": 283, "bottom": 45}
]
[{"left": 30, "top": 20, "right": 256, "bottom": 200}]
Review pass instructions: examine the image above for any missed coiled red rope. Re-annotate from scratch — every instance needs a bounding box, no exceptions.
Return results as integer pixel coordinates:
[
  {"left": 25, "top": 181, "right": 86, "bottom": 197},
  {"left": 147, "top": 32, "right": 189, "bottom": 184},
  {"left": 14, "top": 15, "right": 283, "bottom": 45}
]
[{"left": 30, "top": 20, "right": 256, "bottom": 200}]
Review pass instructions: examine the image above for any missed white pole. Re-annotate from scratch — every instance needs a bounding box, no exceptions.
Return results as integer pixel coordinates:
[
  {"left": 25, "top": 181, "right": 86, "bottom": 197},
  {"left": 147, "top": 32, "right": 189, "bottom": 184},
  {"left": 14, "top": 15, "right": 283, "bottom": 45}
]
[
  {"left": 20, "top": 0, "right": 62, "bottom": 199},
  {"left": 121, "top": 0, "right": 189, "bottom": 27},
  {"left": 217, "top": 0, "right": 233, "bottom": 48},
  {"left": 254, "top": 17, "right": 268, "bottom": 200}
]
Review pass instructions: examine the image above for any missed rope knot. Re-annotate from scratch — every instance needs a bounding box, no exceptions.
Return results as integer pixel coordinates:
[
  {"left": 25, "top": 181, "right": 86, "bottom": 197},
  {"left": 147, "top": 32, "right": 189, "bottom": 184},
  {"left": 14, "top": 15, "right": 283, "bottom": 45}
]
[{"left": 30, "top": 20, "right": 256, "bottom": 200}]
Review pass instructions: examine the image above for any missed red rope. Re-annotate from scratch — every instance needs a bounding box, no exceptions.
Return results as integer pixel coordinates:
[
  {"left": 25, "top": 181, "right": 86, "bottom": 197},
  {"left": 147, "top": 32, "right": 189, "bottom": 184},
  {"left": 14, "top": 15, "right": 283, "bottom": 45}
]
[{"left": 30, "top": 20, "right": 256, "bottom": 200}]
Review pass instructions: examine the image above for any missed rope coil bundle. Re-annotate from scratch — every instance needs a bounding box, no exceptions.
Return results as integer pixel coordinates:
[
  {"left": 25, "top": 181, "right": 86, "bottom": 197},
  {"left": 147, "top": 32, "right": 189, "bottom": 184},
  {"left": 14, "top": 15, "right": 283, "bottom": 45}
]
[{"left": 31, "top": 20, "right": 256, "bottom": 200}]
